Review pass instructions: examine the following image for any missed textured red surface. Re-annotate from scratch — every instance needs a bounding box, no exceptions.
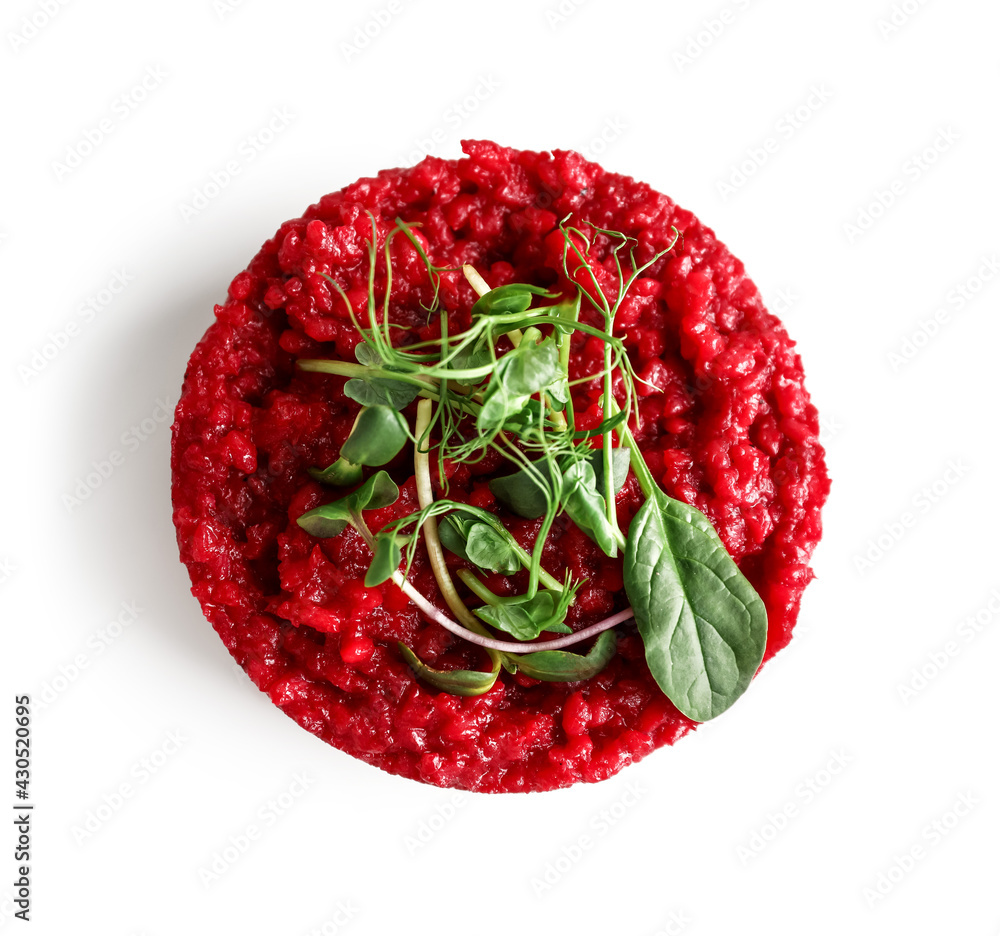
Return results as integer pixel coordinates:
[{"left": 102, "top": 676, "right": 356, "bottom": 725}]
[{"left": 171, "top": 140, "right": 829, "bottom": 792}]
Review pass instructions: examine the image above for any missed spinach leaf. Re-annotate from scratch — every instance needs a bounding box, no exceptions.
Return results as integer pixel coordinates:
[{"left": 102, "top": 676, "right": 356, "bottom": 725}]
[
  {"left": 507, "top": 629, "right": 617, "bottom": 682},
  {"left": 296, "top": 470, "right": 400, "bottom": 539},
  {"left": 623, "top": 490, "right": 767, "bottom": 722},
  {"left": 474, "top": 590, "right": 573, "bottom": 641},
  {"left": 397, "top": 642, "right": 500, "bottom": 697}
]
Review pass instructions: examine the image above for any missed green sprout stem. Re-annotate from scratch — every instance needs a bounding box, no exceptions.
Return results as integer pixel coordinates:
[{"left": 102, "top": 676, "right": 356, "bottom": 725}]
[
  {"left": 351, "top": 509, "right": 634, "bottom": 653},
  {"left": 456, "top": 569, "right": 499, "bottom": 605},
  {"left": 413, "top": 400, "right": 493, "bottom": 633},
  {"left": 298, "top": 216, "right": 689, "bottom": 666}
]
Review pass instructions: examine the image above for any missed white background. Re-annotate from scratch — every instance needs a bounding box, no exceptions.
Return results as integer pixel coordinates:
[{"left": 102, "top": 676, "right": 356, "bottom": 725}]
[{"left": 2, "top": 0, "right": 998, "bottom": 933}]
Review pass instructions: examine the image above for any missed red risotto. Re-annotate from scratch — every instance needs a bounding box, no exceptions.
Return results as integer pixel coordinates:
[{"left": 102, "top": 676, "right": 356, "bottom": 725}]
[{"left": 171, "top": 140, "right": 829, "bottom": 793}]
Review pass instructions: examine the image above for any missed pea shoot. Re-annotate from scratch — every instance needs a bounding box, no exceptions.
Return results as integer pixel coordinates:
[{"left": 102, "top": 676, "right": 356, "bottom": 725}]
[{"left": 295, "top": 213, "right": 768, "bottom": 721}]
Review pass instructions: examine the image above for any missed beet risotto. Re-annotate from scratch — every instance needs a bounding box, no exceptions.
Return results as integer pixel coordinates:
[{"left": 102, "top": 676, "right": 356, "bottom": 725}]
[{"left": 171, "top": 140, "right": 829, "bottom": 793}]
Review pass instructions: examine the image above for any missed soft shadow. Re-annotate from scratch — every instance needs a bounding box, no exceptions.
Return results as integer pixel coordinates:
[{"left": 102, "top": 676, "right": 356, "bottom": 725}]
[{"left": 71, "top": 252, "right": 242, "bottom": 684}]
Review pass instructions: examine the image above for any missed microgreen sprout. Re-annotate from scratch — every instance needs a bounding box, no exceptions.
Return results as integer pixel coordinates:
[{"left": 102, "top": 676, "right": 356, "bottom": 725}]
[{"left": 294, "top": 213, "right": 767, "bottom": 721}]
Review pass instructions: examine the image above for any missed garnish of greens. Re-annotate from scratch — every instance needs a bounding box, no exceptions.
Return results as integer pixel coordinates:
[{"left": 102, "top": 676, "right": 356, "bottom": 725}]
[{"left": 295, "top": 214, "right": 767, "bottom": 722}]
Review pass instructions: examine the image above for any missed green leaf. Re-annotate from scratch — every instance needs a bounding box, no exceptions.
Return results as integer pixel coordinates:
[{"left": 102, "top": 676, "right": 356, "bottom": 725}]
[
  {"left": 308, "top": 458, "right": 363, "bottom": 487},
  {"left": 470, "top": 283, "right": 554, "bottom": 319},
  {"left": 347, "top": 342, "right": 421, "bottom": 408},
  {"left": 398, "top": 642, "right": 500, "bottom": 697},
  {"left": 490, "top": 448, "right": 630, "bottom": 520},
  {"left": 476, "top": 391, "right": 523, "bottom": 436},
  {"left": 340, "top": 405, "right": 409, "bottom": 466},
  {"left": 623, "top": 490, "right": 767, "bottom": 722},
  {"left": 436, "top": 516, "right": 521, "bottom": 574},
  {"left": 354, "top": 341, "right": 382, "bottom": 367},
  {"left": 344, "top": 376, "right": 421, "bottom": 410},
  {"left": 546, "top": 375, "right": 570, "bottom": 411},
  {"left": 572, "top": 408, "right": 629, "bottom": 440},
  {"left": 350, "top": 470, "right": 400, "bottom": 511},
  {"left": 491, "top": 397, "right": 545, "bottom": 436},
  {"left": 562, "top": 459, "right": 618, "bottom": 557},
  {"left": 296, "top": 470, "right": 400, "bottom": 539},
  {"left": 449, "top": 339, "right": 492, "bottom": 387},
  {"left": 507, "top": 629, "right": 618, "bottom": 682},
  {"left": 295, "top": 505, "right": 351, "bottom": 539},
  {"left": 489, "top": 460, "right": 557, "bottom": 519},
  {"left": 309, "top": 406, "right": 413, "bottom": 486},
  {"left": 497, "top": 338, "right": 560, "bottom": 397},
  {"left": 463, "top": 523, "right": 522, "bottom": 574},
  {"left": 475, "top": 339, "right": 562, "bottom": 435},
  {"left": 474, "top": 590, "right": 573, "bottom": 641},
  {"left": 365, "top": 534, "right": 403, "bottom": 586},
  {"left": 592, "top": 446, "right": 631, "bottom": 496},
  {"left": 437, "top": 514, "right": 473, "bottom": 560}
]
